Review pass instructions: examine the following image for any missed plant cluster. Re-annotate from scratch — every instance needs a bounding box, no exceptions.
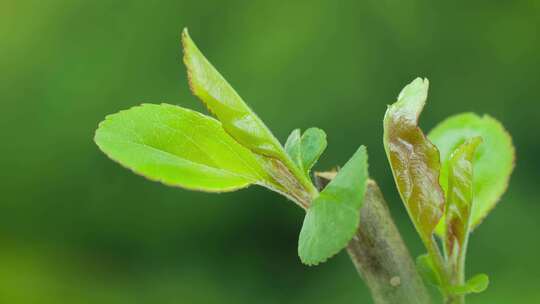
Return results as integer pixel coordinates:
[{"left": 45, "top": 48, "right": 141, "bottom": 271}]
[{"left": 94, "top": 29, "right": 514, "bottom": 304}]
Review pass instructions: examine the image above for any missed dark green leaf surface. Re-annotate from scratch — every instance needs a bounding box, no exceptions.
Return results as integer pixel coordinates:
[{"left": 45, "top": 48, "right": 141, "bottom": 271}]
[
  {"left": 429, "top": 113, "right": 515, "bottom": 231},
  {"left": 285, "top": 128, "right": 327, "bottom": 177},
  {"left": 298, "top": 146, "right": 368, "bottom": 265},
  {"left": 445, "top": 137, "right": 482, "bottom": 260},
  {"left": 182, "top": 29, "right": 286, "bottom": 159},
  {"left": 383, "top": 78, "right": 445, "bottom": 240},
  {"left": 94, "top": 104, "right": 272, "bottom": 192}
]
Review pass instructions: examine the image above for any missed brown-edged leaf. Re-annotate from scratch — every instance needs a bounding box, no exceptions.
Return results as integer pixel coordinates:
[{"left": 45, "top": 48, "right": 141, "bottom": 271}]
[
  {"left": 383, "top": 78, "right": 445, "bottom": 240},
  {"left": 445, "top": 137, "right": 482, "bottom": 261}
]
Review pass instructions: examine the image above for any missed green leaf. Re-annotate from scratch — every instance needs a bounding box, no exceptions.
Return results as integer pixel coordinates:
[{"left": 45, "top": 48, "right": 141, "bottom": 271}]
[
  {"left": 416, "top": 254, "right": 440, "bottom": 287},
  {"left": 285, "top": 128, "right": 327, "bottom": 177},
  {"left": 94, "top": 103, "right": 273, "bottom": 192},
  {"left": 181, "top": 28, "right": 285, "bottom": 160},
  {"left": 284, "top": 129, "right": 302, "bottom": 167},
  {"left": 383, "top": 78, "right": 445, "bottom": 240},
  {"left": 448, "top": 274, "right": 489, "bottom": 295},
  {"left": 429, "top": 113, "right": 515, "bottom": 232},
  {"left": 298, "top": 146, "right": 369, "bottom": 265},
  {"left": 181, "top": 29, "right": 317, "bottom": 204},
  {"left": 445, "top": 137, "right": 482, "bottom": 260}
]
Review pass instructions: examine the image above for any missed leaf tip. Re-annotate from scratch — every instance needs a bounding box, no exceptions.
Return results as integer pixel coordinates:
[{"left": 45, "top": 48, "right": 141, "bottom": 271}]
[
  {"left": 469, "top": 273, "right": 489, "bottom": 293},
  {"left": 397, "top": 77, "right": 429, "bottom": 101},
  {"left": 298, "top": 254, "right": 323, "bottom": 267},
  {"left": 181, "top": 27, "right": 192, "bottom": 47}
]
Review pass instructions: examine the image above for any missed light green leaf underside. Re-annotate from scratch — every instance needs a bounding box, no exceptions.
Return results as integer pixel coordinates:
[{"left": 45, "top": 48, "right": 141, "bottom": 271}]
[
  {"left": 94, "top": 103, "right": 271, "bottom": 192},
  {"left": 285, "top": 128, "right": 327, "bottom": 177},
  {"left": 182, "top": 28, "right": 285, "bottom": 159},
  {"left": 429, "top": 113, "right": 515, "bottom": 233},
  {"left": 448, "top": 273, "right": 489, "bottom": 295},
  {"left": 298, "top": 146, "right": 369, "bottom": 266}
]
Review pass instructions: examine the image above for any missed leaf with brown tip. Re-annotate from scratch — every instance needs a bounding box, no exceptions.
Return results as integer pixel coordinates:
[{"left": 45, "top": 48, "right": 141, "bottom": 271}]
[
  {"left": 429, "top": 113, "right": 515, "bottom": 232},
  {"left": 383, "top": 78, "right": 445, "bottom": 240},
  {"left": 445, "top": 137, "right": 482, "bottom": 263}
]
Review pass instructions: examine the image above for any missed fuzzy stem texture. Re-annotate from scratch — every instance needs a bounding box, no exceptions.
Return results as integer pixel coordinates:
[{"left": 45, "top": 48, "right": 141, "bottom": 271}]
[{"left": 346, "top": 180, "right": 432, "bottom": 304}]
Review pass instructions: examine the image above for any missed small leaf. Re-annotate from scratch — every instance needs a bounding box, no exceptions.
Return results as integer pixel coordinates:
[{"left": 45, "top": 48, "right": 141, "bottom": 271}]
[
  {"left": 284, "top": 129, "right": 302, "bottom": 167},
  {"left": 416, "top": 254, "right": 440, "bottom": 287},
  {"left": 94, "top": 103, "right": 273, "bottom": 192},
  {"left": 445, "top": 137, "right": 482, "bottom": 261},
  {"left": 300, "top": 128, "right": 327, "bottom": 175},
  {"left": 466, "top": 274, "right": 489, "bottom": 293},
  {"left": 448, "top": 273, "right": 489, "bottom": 295},
  {"left": 285, "top": 128, "right": 327, "bottom": 177},
  {"left": 429, "top": 113, "right": 515, "bottom": 232},
  {"left": 383, "top": 78, "right": 445, "bottom": 240},
  {"left": 182, "top": 28, "right": 286, "bottom": 160},
  {"left": 182, "top": 29, "right": 315, "bottom": 204},
  {"left": 298, "top": 146, "right": 369, "bottom": 265}
]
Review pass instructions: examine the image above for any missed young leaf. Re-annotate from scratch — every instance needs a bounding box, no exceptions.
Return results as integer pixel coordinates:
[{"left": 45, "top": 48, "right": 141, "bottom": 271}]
[
  {"left": 284, "top": 129, "right": 302, "bottom": 167},
  {"left": 300, "top": 128, "right": 327, "bottom": 175},
  {"left": 94, "top": 103, "right": 273, "bottom": 192},
  {"left": 182, "top": 28, "right": 285, "bottom": 160},
  {"left": 445, "top": 137, "right": 482, "bottom": 262},
  {"left": 383, "top": 78, "right": 445, "bottom": 240},
  {"left": 416, "top": 254, "right": 441, "bottom": 287},
  {"left": 298, "top": 146, "right": 368, "bottom": 265},
  {"left": 429, "top": 113, "right": 515, "bottom": 231},
  {"left": 448, "top": 273, "right": 489, "bottom": 295},
  {"left": 182, "top": 29, "right": 316, "bottom": 204},
  {"left": 285, "top": 128, "right": 327, "bottom": 177}
]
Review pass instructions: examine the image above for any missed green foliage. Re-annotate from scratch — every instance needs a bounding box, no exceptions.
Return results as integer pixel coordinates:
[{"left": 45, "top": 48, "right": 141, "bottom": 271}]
[
  {"left": 94, "top": 104, "right": 273, "bottom": 192},
  {"left": 448, "top": 274, "right": 489, "bottom": 295},
  {"left": 182, "top": 28, "right": 285, "bottom": 160},
  {"left": 383, "top": 78, "right": 445, "bottom": 241},
  {"left": 445, "top": 137, "right": 482, "bottom": 265},
  {"left": 94, "top": 29, "right": 515, "bottom": 304},
  {"left": 285, "top": 129, "right": 302, "bottom": 163},
  {"left": 429, "top": 113, "right": 515, "bottom": 232},
  {"left": 96, "top": 31, "right": 368, "bottom": 268},
  {"left": 181, "top": 28, "right": 316, "bottom": 202},
  {"left": 285, "top": 128, "right": 327, "bottom": 178},
  {"left": 298, "top": 146, "right": 368, "bottom": 265},
  {"left": 384, "top": 78, "right": 515, "bottom": 302},
  {"left": 416, "top": 254, "right": 440, "bottom": 287}
]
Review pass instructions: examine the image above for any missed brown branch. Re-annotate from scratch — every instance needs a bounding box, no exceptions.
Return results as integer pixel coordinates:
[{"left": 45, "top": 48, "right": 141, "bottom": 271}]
[{"left": 346, "top": 180, "right": 431, "bottom": 304}]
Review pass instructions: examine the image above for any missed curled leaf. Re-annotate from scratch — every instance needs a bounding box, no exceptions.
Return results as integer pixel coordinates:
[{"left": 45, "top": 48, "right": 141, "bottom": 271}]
[
  {"left": 445, "top": 137, "right": 482, "bottom": 262},
  {"left": 383, "top": 78, "right": 445, "bottom": 240},
  {"left": 182, "top": 29, "right": 316, "bottom": 204},
  {"left": 298, "top": 146, "right": 368, "bottom": 265},
  {"left": 94, "top": 104, "right": 273, "bottom": 192},
  {"left": 429, "top": 113, "right": 515, "bottom": 231},
  {"left": 182, "top": 28, "right": 285, "bottom": 159}
]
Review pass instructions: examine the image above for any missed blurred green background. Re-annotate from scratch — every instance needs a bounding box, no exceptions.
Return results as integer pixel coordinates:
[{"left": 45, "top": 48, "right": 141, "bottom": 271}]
[{"left": 1, "top": 0, "right": 539, "bottom": 303}]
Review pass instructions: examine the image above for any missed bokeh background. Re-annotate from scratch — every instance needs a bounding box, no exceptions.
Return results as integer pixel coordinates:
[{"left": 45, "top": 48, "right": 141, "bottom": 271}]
[{"left": 2, "top": 0, "right": 539, "bottom": 303}]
